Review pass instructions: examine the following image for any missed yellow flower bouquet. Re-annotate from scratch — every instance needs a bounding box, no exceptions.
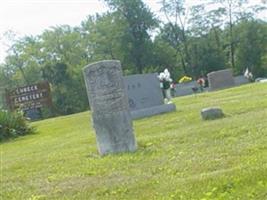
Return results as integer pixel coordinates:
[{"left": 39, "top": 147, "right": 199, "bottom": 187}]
[{"left": 178, "top": 76, "right": 192, "bottom": 83}]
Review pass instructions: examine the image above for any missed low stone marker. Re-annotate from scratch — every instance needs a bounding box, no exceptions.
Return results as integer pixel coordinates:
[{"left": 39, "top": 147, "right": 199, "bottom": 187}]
[
  {"left": 234, "top": 75, "right": 249, "bottom": 86},
  {"left": 208, "top": 69, "right": 235, "bottom": 91},
  {"left": 83, "top": 60, "right": 137, "bottom": 155},
  {"left": 201, "top": 107, "right": 224, "bottom": 120},
  {"left": 124, "top": 73, "right": 176, "bottom": 119},
  {"left": 174, "top": 81, "right": 204, "bottom": 96}
]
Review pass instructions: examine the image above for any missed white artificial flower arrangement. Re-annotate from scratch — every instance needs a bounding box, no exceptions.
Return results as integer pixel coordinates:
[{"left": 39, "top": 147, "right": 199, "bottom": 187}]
[{"left": 158, "top": 69, "right": 172, "bottom": 83}]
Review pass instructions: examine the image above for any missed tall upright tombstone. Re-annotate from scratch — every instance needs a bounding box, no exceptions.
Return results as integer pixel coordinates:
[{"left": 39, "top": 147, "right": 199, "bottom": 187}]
[{"left": 83, "top": 60, "right": 137, "bottom": 155}]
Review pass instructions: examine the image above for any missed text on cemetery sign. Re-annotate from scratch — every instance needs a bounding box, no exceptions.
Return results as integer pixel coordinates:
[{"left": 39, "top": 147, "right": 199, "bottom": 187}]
[{"left": 5, "top": 81, "right": 52, "bottom": 110}]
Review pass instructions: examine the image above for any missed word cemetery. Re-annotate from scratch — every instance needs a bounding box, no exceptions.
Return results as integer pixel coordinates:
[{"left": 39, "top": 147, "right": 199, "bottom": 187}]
[{"left": 5, "top": 81, "right": 52, "bottom": 111}]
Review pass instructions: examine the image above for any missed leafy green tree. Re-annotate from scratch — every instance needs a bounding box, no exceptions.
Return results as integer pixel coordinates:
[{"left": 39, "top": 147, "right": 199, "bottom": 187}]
[
  {"left": 1, "top": 1, "right": 267, "bottom": 118},
  {"left": 150, "top": 36, "right": 183, "bottom": 80},
  {"left": 80, "top": 13, "right": 132, "bottom": 72},
  {"left": 235, "top": 19, "right": 267, "bottom": 77},
  {"left": 40, "top": 25, "right": 87, "bottom": 68},
  {"left": 2, "top": 25, "right": 90, "bottom": 115},
  {"left": 104, "top": 0, "right": 158, "bottom": 73},
  {"left": 41, "top": 62, "right": 87, "bottom": 114},
  {"left": 160, "top": 0, "right": 193, "bottom": 74},
  {"left": 188, "top": 4, "right": 226, "bottom": 77},
  {"left": 39, "top": 26, "right": 89, "bottom": 114},
  {"left": 206, "top": 0, "right": 266, "bottom": 70},
  {"left": 6, "top": 36, "right": 44, "bottom": 85},
  {"left": 188, "top": 33, "right": 226, "bottom": 77}
]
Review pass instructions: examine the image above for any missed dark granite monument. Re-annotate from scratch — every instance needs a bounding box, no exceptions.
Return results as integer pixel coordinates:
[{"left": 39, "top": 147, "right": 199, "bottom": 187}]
[
  {"left": 124, "top": 73, "right": 176, "bottom": 119},
  {"left": 124, "top": 74, "right": 164, "bottom": 111},
  {"left": 234, "top": 75, "right": 249, "bottom": 86}
]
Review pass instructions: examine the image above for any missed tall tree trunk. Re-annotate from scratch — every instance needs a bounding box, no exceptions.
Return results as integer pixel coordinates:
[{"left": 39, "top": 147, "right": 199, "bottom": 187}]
[
  {"left": 178, "top": 13, "right": 192, "bottom": 73},
  {"left": 229, "top": 1, "right": 235, "bottom": 69},
  {"left": 212, "top": 26, "right": 221, "bottom": 49},
  {"left": 178, "top": 50, "right": 187, "bottom": 74},
  {"left": 18, "top": 65, "right": 29, "bottom": 85},
  {"left": 137, "top": 57, "right": 143, "bottom": 74}
]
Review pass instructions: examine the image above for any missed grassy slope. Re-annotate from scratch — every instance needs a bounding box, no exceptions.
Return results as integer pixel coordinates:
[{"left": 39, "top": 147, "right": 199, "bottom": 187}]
[{"left": 1, "top": 83, "right": 267, "bottom": 200}]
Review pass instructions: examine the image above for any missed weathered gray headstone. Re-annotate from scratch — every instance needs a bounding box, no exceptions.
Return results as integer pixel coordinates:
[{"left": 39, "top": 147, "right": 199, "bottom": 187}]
[
  {"left": 208, "top": 69, "right": 235, "bottom": 91},
  {"left": 83, "top": 60, "right": 137, "bottom": 155},
  {"left": 124, "top": 73, "right": 164, "bottom": 110},
  {"left": 201, "top": 107, "right": 224, "bottom": 120},
  {"left": 234, "top": 75, "right": 249, "bottom": 86},
  {"left": 124, "top": 73, "right": 176, "bottom": 119},
  {"left": 174, "top": 81, "right": 202, "bottom": 97}
]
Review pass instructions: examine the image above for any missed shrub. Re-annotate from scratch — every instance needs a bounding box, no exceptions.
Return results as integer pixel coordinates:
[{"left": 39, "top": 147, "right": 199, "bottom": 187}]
[{"left": 0, "top": 109, "right": 34, "bottom": 141}]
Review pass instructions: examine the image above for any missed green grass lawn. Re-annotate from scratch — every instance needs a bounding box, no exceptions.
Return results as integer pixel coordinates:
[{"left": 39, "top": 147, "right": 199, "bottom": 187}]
[{"left": 1, "top": 83, "right": 267, "bottom": 200}]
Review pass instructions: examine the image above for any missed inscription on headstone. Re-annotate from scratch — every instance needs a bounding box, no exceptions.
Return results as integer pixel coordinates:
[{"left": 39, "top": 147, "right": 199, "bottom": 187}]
[
  {"left": 83, "top": 60, "right": 137, "bottom": 155},
  {"left": 124, "top": 73, "right": 176, "bottom": 119},
  {"left": 124, "top": 74, "right": 164, "bottom": 111},
  {"left": 207, "top": 69, "right": 235, "bottom": 91}
]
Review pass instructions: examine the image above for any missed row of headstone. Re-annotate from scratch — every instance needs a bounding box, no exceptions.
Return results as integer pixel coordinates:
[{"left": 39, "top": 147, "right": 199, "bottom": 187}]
[
  {"left": 83, "top": 60, "right": 176, "bottom": 155},
  {"left": 174, "top": 81, "right": 208, "bottom": 97},
  {"left": 82, "top": 61, "right": 247, "bottom": 156},
  {"left": 173, "top": 69, "right": 249, "bottom": 97},
  {"left": 207, "top": 69, "right": 251, "bottom": 91}
]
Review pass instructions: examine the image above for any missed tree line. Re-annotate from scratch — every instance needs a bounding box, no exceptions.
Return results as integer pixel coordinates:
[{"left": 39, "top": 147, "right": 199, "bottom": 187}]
[{"left": 0, "top": 0, "right": 266, "bottom": 116}]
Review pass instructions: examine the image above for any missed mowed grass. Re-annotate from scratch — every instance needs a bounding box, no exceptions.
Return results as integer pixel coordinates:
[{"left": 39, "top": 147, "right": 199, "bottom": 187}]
[{"left": 1, "top": 83, "right": 267, "bottom": 200}]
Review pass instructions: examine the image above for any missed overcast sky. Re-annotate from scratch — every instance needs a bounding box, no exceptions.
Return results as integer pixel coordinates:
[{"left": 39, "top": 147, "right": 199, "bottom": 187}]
[
  {"left": 0, "top": 0, "right": 266, "bottom": 63},
  {"left": 0, "top": 0, "right": 103, "bottom": 62}
]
